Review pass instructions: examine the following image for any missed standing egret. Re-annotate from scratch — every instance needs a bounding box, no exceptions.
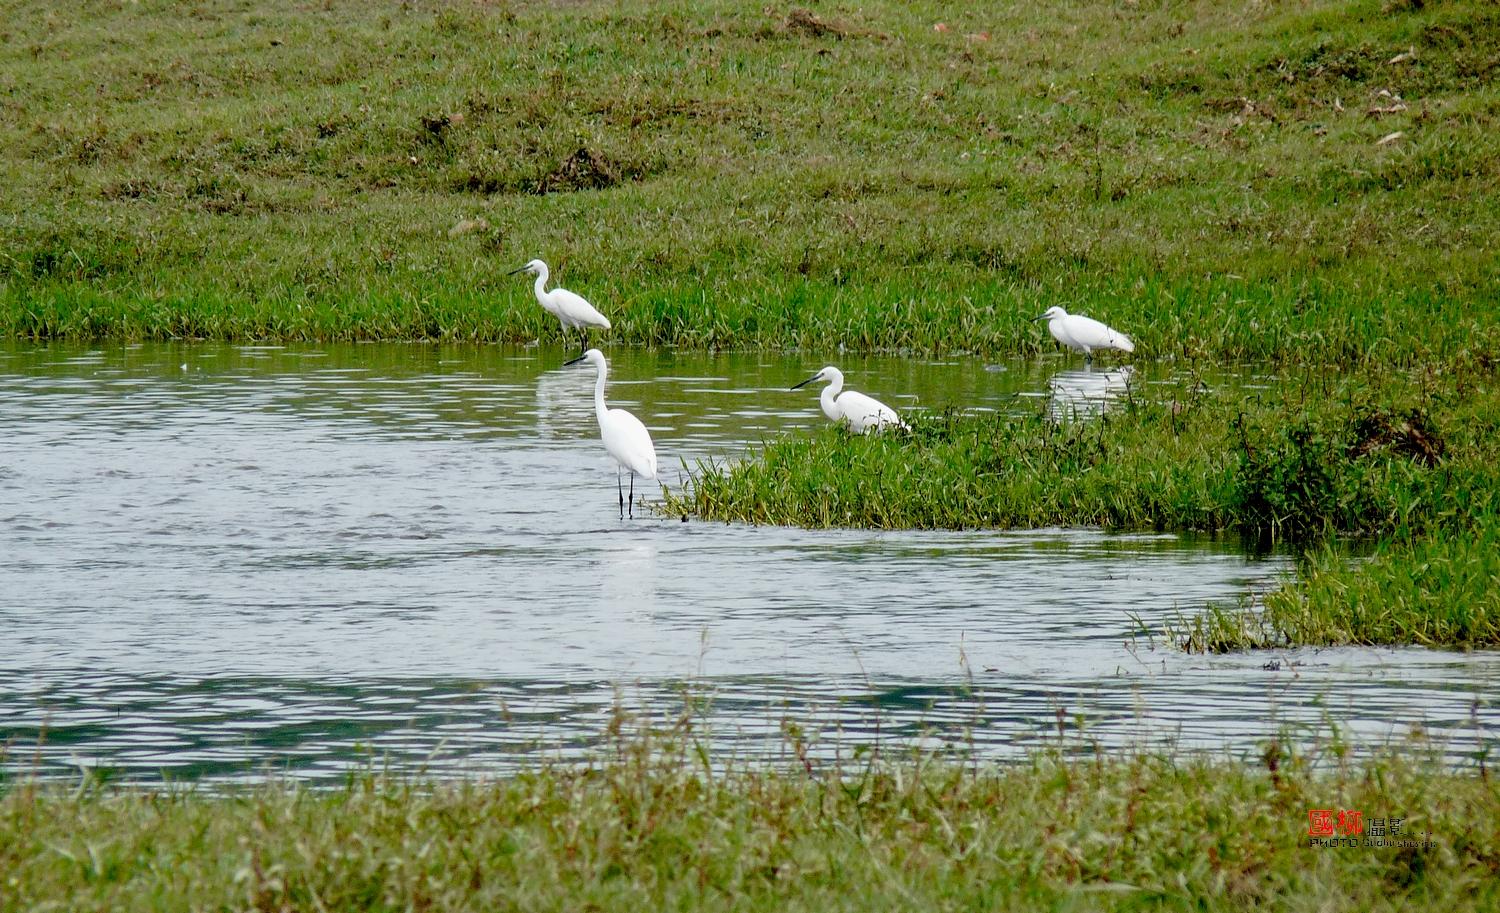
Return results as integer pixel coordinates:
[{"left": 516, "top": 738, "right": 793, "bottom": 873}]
[
  {"left": 791, "top": 366, "right": 909, "bottom": 433},
  {"left": 1035, "top": 306, "right": 1134, "bottom": 363},
  {"left": 508, "top": 259, "right": 611, "bottom": 356},
  {"left": 564, "top": 348, "right": 657, "bottom": 518}
]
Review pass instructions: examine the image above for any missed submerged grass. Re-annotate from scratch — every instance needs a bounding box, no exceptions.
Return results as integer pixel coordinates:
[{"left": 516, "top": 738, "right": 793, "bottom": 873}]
[
  {"left": 3, "top": 720, "right": 1498, "bottom": 912},
  {"left": 668, "top": 363, "right": 1500, "bottom": 648},
  {"left": 2, "top": 0, "right": 1499, "bottom": 359}
]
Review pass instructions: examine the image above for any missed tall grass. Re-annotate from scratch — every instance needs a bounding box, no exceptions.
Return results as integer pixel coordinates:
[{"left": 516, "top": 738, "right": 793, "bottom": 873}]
[{"left": 1260, "top": 529, "right": 1500, "bottom": 648}]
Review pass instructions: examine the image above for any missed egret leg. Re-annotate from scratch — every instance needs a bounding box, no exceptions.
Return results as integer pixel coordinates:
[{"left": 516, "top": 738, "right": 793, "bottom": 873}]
[
  {"left": 578, "top": 330, "right": 587, "bottom": 357},
  {"left": 617, "top": 466, "right": 625, "bottom": 519},
  {"left": 629, "top": 472, "right": 636, "bottom": 519}
]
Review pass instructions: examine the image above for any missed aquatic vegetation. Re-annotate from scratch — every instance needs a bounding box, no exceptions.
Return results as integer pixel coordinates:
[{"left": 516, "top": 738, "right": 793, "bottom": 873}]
[
  {"left": 1182, "top": 529, "right": 1500, "bottom": 652},
  {"left": 3, "top": 717, "right": 1497, "bottom": 912},
  {"left": 2, "top": 0, "right": 1498, "bottom": 360},
  {"left": 669, "top": 369, "right": 1495, "bottom": 538}
]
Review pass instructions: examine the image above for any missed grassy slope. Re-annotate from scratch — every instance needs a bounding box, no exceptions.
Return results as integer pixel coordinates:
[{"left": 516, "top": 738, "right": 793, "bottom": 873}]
[
  {"left": 2, "top": 0, "right": 1498, "bottom": 359},
  {"left": 4, "top": 739, "right": 1498, "bottom": 912}
]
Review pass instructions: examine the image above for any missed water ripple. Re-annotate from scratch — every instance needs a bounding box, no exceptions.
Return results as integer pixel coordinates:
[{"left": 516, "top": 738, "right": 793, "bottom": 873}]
[{"left": 1, "top": 341, "right": 1495, "bottom": 782}]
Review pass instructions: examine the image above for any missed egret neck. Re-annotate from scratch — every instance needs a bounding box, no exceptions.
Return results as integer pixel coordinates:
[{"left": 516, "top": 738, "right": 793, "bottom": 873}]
[
  {"left": 819, "top": 369, "right": 844, "bottom": 423},
  {"left": 591, "top": 356, "right": 610, "bottom": 427},
  {"left": 531, "top": 263, "right": 551, "bottom": 304}
]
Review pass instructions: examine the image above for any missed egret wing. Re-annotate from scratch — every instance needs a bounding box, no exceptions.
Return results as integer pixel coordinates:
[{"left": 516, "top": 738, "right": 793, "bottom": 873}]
[
  {"left": 553, "top": 288, "right": 612, "bottom": 331},
  {"left": 602, "top": 408, "right": 657, "bottom": 478},
  {"left": 1047, "top": 319, "right": 1078, "bottom": 351},
  {"left": 1067, "top": 315, "right": 1133, "bottom": 353},
  {"left": 837, "top": 390, "right": 907, "bottom": 433}
]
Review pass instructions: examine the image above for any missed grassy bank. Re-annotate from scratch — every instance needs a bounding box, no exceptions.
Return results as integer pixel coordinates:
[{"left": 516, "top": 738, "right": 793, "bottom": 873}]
[
  {"left": 1181, "top": 528, "right": 1500, "bottom": 651},
  {"left": 4, "top": 733, "right": 1497, "bottom": 911},
  {"left": 666, "top": 364, "right": 1500, "bottom": 647},
  {"left": 3, "top": 0, "right": 1499, "bottom": 358},
  {"left": 666, "top": 367, "right": 1499, "bottom": 538}
]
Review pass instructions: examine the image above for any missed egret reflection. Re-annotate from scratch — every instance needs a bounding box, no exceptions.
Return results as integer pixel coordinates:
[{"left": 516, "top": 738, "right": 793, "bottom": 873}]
[
  {"left": 1047, "top": 364, "right": 1135, "bottom": 421},
  {"left": 533, "top": 362, "right": 598, "bottom": 440},
  {"left": 599, "top": 541, "right": 660, "bottom": 615}
]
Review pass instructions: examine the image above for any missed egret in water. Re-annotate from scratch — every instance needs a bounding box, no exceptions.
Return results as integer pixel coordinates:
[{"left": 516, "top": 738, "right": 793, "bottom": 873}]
[
  {"left": 1035, "top": 306, "right": 1134, "bottom": 363},
  {"left": 791, "top": 366, "right": 909, "bottom": 433},
  {"left": 564, "top": 348, "right": 657, "bottom": 518},
  {"left": 508, "top": 259, "right": 611, "bottom": 356}
]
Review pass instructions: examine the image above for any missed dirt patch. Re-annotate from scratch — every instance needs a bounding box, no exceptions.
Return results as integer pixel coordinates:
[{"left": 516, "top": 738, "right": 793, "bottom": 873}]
[
  {"left": 452, "top": 146, "right": 657, "bottom": 197},
  {"left": 1350, "top": 407, "right": 1445, "bottom": 466},
  {"left": 534, "top": 146, "right": 632, "bottom": 194},
  {"left": 99, "top": 179, "right": 162, "bottom": 201},
  {"left": 785, "top": 8, "right": 847, "bottom": 39},
  {"left": 417, "top": 111, "right": 460, "bottom": 143},
  {"left": 761, "top": 8, "right": 885, "bottom": 41}
]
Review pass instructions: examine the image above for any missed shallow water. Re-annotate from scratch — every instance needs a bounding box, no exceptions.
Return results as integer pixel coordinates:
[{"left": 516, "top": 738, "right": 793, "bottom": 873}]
[{"left": 1, "top": 342, "right": 1495, "bottom": 782}]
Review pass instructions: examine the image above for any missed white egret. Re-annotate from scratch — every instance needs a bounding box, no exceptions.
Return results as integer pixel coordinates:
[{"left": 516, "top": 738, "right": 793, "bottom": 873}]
[
  {"left": 508, "top": 259, "right": 611, "bottom": 356},
  {"left": 564, "top": 348, "right": 657, "bottom": 518},
  {"left": 791, "top": 366, "right": 909, "bottom": 433},
  {"left": 1035, "top": 306, "right": 1134, "bottom": 363}
]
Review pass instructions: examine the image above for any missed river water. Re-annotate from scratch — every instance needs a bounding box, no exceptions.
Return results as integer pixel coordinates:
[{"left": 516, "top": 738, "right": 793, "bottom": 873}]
[{"left": 1, "top": 342, "right": 1495, "bottom": 782}]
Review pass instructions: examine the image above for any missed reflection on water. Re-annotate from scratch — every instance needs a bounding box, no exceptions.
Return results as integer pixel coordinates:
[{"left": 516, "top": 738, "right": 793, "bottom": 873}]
[
  {"left": 534, "top": 363, "right": 599, "bottom": 441},
  {"left": 0, "top": 342, "right": 1495, "bottom": 782},
  {"left": 1048, "top": 364, "right": 1135, "bottom": 421}
]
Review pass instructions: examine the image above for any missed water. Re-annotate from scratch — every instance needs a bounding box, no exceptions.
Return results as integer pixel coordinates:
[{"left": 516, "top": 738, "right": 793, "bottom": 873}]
[{"left": 1, "top": 342, "right": 1495, "bottom": 782}]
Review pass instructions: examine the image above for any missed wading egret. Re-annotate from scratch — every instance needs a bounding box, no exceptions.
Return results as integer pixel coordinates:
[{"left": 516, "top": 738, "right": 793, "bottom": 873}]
[
  {"left": 1035, "top": 306, "right": 1134, "bottom": 363},
  {"left": 564, "top": 348, "right": 657, "bottom": 518},
  {"left": 508, "top": 259, "right": 611, "bottom": 356},
  {"left": 791, "top": 366, "right": 909, "bottom": 433}
]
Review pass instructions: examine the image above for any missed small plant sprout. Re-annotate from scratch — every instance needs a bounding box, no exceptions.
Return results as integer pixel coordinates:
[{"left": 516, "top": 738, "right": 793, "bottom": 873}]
[{"left": 509, "top": 258, "right": 611, "bottom": 357}]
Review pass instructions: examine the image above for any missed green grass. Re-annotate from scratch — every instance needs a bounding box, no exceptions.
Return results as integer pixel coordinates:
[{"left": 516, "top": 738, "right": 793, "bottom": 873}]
[
  {"left": 3, "top": 0, "right": 1499, "bottom": 359},
  {"left": 666, "top": 367, "right": 1499, "bottom": 538},
  {"left": 1264, "top": 530, "right": 1500, "bottom": 647},
  {"left": 4, "top": 723, "right": 1498, "bottom": 912},
  {"left": 1180, "top": 528, "right": 1500, "bottom": 651}
]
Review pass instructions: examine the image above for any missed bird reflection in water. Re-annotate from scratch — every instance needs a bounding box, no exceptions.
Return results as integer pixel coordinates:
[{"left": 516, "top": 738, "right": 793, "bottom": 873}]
[
  {"left": 533, "top": 362, "right": 598, "bottom": 441},
  {"left": 1047, "top": 364, "right": 1136, "bottom": 422}
]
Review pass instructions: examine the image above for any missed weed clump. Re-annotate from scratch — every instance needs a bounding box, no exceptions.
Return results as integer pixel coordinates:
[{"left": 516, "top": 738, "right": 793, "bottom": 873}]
[
  {"left": 1349, "top": 406, "right": 1444, "bottom": 465},
  {"left": 1231, "top": 402, "right": 1447, "bottom": 542}
]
